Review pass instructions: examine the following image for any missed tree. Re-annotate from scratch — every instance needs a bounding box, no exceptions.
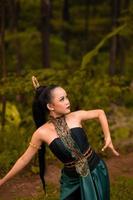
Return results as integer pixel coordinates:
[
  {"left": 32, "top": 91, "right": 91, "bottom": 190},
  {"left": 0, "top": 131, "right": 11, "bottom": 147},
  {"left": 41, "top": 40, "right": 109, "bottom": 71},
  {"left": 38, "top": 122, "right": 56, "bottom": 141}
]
[
  {"left": 0, "top": 0, "right": 6, "bottom": 78},
  {"left": 0, "top": 0, "right": 6, "bottom": 129},
  {"left": 8, "top": 0, "right": 22, "bottom": 76},
  {"left": 109, "top": 0, "right": 121, "bottom": 75},
  {"left": 40, "top": 0, "right": 51, "bottom": 68},
  {"left": 62, "top": 0, "right": 70, "bottom": 53},
  {"left": 83, "top": 0, "right": 90, "bottom": 52}
]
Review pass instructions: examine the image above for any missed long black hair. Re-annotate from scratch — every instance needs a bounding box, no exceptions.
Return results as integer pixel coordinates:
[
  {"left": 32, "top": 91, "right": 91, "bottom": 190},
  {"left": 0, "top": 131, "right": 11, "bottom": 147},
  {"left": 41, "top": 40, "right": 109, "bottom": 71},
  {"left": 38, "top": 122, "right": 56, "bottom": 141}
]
[{"left": 32, "top": 84, "right": 59, "bottom": 192}]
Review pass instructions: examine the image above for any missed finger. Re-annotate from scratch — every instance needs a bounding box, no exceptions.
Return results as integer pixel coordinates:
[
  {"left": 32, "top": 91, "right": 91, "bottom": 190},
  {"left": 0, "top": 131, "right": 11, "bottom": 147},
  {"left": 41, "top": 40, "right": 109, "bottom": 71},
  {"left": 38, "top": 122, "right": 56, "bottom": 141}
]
[
  {"left": 110, "top": 147, "right": 120, "bottom": 156},
  {"left": 101, "top": 144, "right": 108, "bottom": 152},
  {"left": 113, "top": 149, "right": 120, "bottom": 156}
]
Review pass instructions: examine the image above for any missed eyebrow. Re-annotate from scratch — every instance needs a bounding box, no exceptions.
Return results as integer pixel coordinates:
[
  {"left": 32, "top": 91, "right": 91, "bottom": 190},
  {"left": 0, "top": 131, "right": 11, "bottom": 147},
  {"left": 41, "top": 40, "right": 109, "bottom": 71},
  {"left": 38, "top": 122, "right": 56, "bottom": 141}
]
[
  {"left": 59, "top": 94, "right": 67, "bottom": 100},
  {"left": 59, "top": 96, "right": 65, "bottom": 99}
]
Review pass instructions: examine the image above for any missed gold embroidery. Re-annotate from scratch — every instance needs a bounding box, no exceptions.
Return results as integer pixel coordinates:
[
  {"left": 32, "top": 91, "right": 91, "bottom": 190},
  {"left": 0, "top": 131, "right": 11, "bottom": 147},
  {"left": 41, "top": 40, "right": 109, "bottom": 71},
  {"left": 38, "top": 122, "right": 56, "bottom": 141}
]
[
  {"left": 64, "top": 147, "right": 92, "bottom": 168},
  {"left": 49, "top": 115, "right": 90, "bottom": 177}
]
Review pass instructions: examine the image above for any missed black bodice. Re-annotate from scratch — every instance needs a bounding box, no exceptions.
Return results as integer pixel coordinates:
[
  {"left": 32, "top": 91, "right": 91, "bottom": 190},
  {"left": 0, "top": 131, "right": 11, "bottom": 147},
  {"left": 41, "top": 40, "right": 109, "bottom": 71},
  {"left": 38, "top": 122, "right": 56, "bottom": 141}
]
[{"left": 49, "top": 127, "right": 100, "bottom": 169}]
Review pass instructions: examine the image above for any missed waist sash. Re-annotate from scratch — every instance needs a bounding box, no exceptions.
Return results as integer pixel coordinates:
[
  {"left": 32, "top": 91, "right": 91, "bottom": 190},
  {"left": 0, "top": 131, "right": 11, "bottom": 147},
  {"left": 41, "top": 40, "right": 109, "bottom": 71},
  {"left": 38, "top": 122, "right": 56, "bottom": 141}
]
[{"left": 60, "top": 159, "right": 110, "bottom": 200}]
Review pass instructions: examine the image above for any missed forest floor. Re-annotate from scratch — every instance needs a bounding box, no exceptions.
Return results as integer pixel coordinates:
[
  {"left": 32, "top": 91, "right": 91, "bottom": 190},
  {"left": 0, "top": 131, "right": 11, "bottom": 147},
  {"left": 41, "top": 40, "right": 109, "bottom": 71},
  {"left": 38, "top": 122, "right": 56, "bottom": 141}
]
[{"left": 0, "top": 152, "right": 133, "bottom": 200}]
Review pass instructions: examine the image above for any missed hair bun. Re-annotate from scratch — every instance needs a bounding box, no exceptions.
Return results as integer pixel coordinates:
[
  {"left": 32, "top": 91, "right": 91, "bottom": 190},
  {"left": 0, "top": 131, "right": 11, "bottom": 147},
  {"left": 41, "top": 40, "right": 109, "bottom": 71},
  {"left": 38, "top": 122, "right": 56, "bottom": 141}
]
[{"left": 36, "top": 86, "right": 47, "bottom": 97}]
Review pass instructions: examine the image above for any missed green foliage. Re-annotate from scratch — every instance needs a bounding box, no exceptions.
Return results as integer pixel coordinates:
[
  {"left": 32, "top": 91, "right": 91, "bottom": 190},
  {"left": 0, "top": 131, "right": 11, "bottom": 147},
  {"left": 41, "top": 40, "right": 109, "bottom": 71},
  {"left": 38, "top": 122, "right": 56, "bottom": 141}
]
[
  {"left": 81, "top": 25, "right": 126, "bottom": 69},
  {"left": 111, "top": 176, "right": 133, "bottom": 200},
  {"left": 0, "top": 102, "right": 32, "bottom": 172},
  {"left": 0, "top": 102, "right": 21, "bottom": 126},
  {"left": 0, "top": 125, "right": 28, "bottom": 172}
]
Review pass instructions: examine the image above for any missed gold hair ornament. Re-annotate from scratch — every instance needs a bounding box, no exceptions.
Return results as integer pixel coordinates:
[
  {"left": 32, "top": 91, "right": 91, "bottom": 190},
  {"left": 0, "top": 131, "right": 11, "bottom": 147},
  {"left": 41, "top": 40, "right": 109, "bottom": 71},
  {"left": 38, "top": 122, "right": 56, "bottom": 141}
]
[{"left": 32, "top": 76, "right": 40, "bottom": 89}]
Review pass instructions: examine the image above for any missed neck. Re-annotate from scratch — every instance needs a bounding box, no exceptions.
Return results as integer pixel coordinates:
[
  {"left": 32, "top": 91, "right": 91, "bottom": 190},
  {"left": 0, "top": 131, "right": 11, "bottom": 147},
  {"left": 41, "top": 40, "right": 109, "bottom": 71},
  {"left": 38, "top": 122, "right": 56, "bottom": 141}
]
[{"left": 49, "top": 113, "right": 65, "bottom": 119}]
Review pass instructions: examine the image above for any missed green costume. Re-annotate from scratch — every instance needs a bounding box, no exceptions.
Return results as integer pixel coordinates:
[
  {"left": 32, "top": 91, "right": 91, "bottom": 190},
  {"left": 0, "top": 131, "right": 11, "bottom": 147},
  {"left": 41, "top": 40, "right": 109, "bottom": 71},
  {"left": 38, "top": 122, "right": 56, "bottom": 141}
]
[{"left": 60, "top": 159, "right": 110, "bottom": 200}]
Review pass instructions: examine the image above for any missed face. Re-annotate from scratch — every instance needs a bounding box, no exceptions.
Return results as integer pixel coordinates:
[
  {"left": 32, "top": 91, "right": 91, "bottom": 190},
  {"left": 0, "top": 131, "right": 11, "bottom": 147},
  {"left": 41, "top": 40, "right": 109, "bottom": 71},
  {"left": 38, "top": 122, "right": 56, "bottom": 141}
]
[{"left": 47, "top": 87, "right": 71, "bottom": 116}]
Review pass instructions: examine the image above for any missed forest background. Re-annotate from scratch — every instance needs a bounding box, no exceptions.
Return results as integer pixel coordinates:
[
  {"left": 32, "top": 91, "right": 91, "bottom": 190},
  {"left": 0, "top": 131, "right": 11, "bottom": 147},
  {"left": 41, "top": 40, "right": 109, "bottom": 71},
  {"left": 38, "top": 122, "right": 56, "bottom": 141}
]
[{"left": 0, "top": 0, "right": 133, "bottom": 200}]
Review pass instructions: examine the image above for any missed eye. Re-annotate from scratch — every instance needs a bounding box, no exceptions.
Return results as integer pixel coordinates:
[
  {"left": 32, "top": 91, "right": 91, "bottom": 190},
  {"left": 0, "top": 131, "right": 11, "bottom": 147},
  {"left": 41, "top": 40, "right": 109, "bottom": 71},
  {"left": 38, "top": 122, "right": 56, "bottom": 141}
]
[
  {"left": 59, "top": 95, "right": 69, "bottom": 101},
  {"left": 60, "top": 97, "right": 64, "bottom": 101}
]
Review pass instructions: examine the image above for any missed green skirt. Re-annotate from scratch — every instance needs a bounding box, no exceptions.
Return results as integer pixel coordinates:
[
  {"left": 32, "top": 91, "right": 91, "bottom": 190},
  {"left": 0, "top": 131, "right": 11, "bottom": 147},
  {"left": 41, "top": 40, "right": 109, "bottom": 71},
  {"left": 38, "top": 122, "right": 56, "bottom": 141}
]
[{"left": 60, "top": 159, "right": 110, "bottom": 200}]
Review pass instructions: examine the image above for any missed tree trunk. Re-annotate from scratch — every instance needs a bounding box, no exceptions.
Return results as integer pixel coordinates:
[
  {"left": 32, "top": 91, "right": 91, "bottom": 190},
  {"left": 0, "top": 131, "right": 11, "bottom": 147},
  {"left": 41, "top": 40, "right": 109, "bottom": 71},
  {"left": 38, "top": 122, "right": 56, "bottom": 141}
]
[
  {"left": 0, "top": 0, "right": 6, "bottom": 78},
  {"left": 0, "top": 1, "right": 7, "bottom": 129},
  {"left": 117, "top": 0, "right": 130, "bottom": 75},
  {"left": 83, "top": 0, "right": 90, "bottom": 52},
  {"left": 7, "top": 0, "right": 23, "bottom": 102},
  {"left": 40, "top": 0, "right": 51, "bottom": 68},
  {"left": 1, "top": 96, "right": 6, "bottom": 129},
  {"left": 123, "top": 0, "right": 130, "bottom": 9},
  {"left": 62, "top": 0, "right": 70, "bottom": 54},
  {"left": 109, "top": 0, "right": 121, "bottom": 75},
  {"left": 8, "top": 0, "right": 22, "bottom": 76}
]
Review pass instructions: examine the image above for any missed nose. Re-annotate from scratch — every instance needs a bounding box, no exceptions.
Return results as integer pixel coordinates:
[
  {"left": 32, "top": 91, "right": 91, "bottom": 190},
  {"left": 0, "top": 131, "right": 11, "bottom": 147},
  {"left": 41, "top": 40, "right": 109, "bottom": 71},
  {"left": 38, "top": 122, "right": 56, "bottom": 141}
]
[{"left": 65, "top": 98, "right": 70, "bottom": 105}]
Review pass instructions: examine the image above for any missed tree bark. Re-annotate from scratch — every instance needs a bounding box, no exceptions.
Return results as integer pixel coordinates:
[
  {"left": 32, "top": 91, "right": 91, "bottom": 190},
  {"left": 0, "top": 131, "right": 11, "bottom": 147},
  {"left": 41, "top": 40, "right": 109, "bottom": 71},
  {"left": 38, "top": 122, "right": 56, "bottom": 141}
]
[
  {"left": 84, "top": 0, "right": 90, "bottom": 52},
  {"left": 0, "top": 0, "right": 6, "bottom": 78},
  {"left": 0, "top": 1, "right": 7, "bottom": 129},
  {"left": 109, "top": 0, "right": 121, "bottom": 75},
  {"left": 40, "top": 0, "right": 51, "bottom": 68},
  {"left": 117, "top": 0, "right": 130, "bottom": 75},
  {"left": 1, "top": 96, "right": 6, "bottom": 129},
  {"left": 8, "top": 0, "right": 22, "bottom": 76},
  {"left": 62, "top": 0, "right": 70, "bottom": 54},
  {"left": 123, "top": 0, "right": 130, "bottom": 9}
]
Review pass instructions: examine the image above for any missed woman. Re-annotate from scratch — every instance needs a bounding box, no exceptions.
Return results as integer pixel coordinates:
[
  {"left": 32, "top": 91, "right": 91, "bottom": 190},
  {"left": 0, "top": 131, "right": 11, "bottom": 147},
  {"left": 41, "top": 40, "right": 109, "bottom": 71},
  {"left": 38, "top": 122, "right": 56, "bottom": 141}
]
[{"left": 0, "top": 76, "right": 119, "bottom": 199}]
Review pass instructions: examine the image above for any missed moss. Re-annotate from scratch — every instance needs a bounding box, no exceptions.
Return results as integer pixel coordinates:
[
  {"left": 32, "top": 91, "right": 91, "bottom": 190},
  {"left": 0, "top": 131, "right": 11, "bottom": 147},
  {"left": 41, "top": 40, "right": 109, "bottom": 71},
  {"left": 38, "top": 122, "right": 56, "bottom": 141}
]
[
  {"left": 15, "top": 183, "right": 59, "bottom": 200},
  {"left": 111, "top": 176, "right": 133, "bottom": 200}
]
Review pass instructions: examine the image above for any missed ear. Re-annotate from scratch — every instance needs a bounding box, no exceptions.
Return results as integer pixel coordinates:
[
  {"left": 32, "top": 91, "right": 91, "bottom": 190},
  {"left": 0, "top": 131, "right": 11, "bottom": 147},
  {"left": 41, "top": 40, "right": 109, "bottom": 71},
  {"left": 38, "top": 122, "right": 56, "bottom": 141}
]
[{"left": 47, "top": 103, "right": 54, "bottom": 111}]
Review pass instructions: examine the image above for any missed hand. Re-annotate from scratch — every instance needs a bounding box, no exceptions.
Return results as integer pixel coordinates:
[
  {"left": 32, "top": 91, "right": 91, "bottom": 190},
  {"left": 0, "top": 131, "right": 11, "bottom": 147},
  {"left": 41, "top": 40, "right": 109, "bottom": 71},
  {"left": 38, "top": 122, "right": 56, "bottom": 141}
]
[{"left": 101, "top": 137, "right": 120, "bottom": 156}]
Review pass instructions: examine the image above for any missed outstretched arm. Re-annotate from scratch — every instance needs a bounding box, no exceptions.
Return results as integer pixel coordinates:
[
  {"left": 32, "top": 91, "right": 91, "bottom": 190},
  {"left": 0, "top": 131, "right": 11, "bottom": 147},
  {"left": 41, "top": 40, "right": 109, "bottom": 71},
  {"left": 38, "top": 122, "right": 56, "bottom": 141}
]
[
  {"left": 0, "top": 130, "right": 42, "bottom": 187},
  {"left": 75, "top": 109, "right": 119, "bottom": 156}
]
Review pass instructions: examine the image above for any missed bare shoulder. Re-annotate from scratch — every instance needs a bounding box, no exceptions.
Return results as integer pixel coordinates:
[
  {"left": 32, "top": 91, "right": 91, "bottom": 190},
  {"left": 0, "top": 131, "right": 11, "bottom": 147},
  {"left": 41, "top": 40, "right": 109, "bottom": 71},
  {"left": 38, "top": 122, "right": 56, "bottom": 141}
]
[
  {"left": 35, "top": 122, "right": 52, "bottom": 134},
  {"left": 69, "top": 109, "right": 104, "bottom": 121},
  {"left": 66, "top": 110, "right": 84, "bottom": 122},
  {"left": 68, "top": 110, "right": 86, "bottom": 119},
  {"left": 33, "top": 122, "right": 55, "bottom": 144}
]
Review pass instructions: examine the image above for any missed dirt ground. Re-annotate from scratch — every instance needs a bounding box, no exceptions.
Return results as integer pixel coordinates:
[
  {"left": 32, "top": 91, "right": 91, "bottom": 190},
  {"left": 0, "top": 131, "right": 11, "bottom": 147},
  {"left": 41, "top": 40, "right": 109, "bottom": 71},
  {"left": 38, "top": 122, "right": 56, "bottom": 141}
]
[{"left": 0, "top": 152, "right": 133, "bottom": 200}]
